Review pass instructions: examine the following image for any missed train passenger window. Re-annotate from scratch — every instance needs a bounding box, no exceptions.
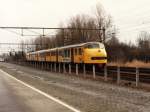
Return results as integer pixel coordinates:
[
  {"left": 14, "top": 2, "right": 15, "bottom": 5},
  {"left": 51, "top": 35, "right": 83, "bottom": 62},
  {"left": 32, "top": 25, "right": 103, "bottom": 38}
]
[
  {"left": 51, "top": 51, "right": 56, "bottom": 56},
  {"left": 66, "top": 49, "right": 70, "bottom": 57},
  {"left": 68, "top": 49, "right": 70, "bottom": 57},
  {"left": 75, "top": 48, "right": 78, "bottom": 55},
  {"left": 67, "top": 49, "right": 70, "bottom": 57},
  {"left": 46, "top": 52, "right": 50, "bottom": 56},
  {"left": 62, "top": 50, "right": 64, "bottom": 56},
  {"left": 58, "top": 51, "right": 61, "bottom": 56},
  {"left": 51, "top": 52, "right": 53, "bottom": 56},
  {"left": 42, "top": 53, "right": 46, "bottom": 57},
  {"left": 78, "top": 48, "right": 82, "bottom": 55},
  {"left": 64, "top": 49, "right": 67, "bottom": 57},
  {"left": 59, "top": 50, "right": 63, "bottom": 56}
]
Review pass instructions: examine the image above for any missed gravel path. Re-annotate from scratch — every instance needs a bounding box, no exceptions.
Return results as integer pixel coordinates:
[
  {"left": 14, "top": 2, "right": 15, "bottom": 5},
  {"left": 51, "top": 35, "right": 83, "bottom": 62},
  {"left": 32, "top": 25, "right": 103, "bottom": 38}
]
[{"left": 0, "top": 62, "right": 150, "bottom": 112}]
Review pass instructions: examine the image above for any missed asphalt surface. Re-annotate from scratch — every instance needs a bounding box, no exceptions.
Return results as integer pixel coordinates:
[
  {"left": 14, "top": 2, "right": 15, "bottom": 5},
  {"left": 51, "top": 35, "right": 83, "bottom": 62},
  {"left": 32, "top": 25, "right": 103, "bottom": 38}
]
[
  {"left": 0, "top": 69, "right": 75, "bottom": 112},
  {"left": 0, "top": 62, "right": 150, "bottom": 112}
]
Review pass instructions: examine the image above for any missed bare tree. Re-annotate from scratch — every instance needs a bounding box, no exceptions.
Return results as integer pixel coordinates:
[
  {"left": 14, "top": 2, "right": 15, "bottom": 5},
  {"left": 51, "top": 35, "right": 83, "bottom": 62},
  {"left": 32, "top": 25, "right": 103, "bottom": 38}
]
[
  {"left": 95, "top": 3, "right": 113, "bottom": 42},
  {"left": 137, "top": 31, "right": 150, "bottom": 49},
  {"left": 136, "top": 31, "right": 150, "bottom": 62}
]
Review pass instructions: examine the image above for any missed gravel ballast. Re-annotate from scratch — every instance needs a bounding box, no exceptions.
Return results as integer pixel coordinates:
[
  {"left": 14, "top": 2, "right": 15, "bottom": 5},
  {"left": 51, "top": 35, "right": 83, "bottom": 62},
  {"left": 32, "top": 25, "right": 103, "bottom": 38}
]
[{"left": 0, "top": 62, "right": 150, "bottom": 112}]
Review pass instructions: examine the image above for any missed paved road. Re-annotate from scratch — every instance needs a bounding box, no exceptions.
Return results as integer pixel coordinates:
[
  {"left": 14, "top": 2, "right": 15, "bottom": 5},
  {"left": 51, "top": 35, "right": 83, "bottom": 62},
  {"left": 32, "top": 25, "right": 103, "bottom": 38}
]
[{"left": 0, "top": 69, "right": 75, "bottom": 112}]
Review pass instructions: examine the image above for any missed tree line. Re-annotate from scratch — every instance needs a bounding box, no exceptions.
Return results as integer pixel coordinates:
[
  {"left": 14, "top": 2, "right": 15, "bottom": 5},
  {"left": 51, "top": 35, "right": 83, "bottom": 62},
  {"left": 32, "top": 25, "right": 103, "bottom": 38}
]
[
  {"left": 106, "top": 31, "right": 150, "bottom": 63},
  {"left": 6, "top": 4, "right": 150, "bottom": 63}
]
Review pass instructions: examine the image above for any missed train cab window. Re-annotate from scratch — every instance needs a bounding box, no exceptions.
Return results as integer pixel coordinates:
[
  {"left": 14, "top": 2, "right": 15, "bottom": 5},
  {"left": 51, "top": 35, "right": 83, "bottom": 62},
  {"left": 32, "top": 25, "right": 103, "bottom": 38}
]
[
  {"left": 85, "top": 43, "right": 100, "bottom": 49},
  {"left": 99, "top": 43, "right": 104, "bottom": 48}
]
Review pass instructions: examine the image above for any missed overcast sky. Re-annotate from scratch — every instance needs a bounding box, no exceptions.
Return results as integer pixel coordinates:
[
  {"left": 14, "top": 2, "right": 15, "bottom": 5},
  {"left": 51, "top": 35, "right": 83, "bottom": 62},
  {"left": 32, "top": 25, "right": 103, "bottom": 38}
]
[{"left": 0, "top": 0, "right": 150, "bottom": 52}]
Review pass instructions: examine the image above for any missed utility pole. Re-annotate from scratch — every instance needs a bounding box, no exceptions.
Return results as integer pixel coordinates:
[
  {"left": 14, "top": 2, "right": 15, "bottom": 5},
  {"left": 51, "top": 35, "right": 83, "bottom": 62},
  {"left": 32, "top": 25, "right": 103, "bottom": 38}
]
[{"left": 102, "top": 28, "right": 105, "bottom": 43}]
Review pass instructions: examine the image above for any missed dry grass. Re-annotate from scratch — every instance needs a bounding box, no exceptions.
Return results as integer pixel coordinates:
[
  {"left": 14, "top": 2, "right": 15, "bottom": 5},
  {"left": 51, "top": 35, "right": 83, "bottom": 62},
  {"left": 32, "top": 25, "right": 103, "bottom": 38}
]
[{"left": 108, "top": 60, "right": 150, "bottom": 68}]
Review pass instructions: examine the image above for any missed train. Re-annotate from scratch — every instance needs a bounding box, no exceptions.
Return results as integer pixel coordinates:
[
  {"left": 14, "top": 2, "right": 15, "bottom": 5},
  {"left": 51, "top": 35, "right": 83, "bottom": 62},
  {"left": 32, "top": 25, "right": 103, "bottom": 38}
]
[{"left": 26, "top": 42, "right": 107, "bottom": 67}]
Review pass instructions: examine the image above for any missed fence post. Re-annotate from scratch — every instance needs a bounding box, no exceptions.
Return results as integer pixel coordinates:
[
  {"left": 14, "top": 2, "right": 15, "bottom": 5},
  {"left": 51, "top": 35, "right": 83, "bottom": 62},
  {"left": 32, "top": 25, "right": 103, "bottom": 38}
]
[
  {"left": 43, "top": 62, "right": 44, "bottom": 69},
  {"left": 43, "top": 61, "right": 45, "bottom": 70},
  {"left": 34, "top": 62, "right": 36, "bottom": 68},
  {"left": 63, "top": 63, "right": 66, "bottom": 73},
  {"left": 36, "top": 62, "right": 37, "bottom": 68},
  {"left": 54, "top": 63, "right": 56, "bottom": 72},
  {"left": 117, "top": 66, "right": 120, "bottom": 84},
  {"left": 104, "top": 65, "right": 108, "bottom": 81},
  {"left": 51, "top": 63, "right": 52, "bottom": 72},
  {"left": 33, "top": 62, "right": 35, "bottom": 68},
  {"left": 83, "top": 64, "right": 86, "bottom": 77},
  {"left": 93, "top": 64, "right": 96, "bottom": 79},
  {"left": 36, "top": 62, "right": 38, "bottom": 68},
  {"left": 38, "top": 62, "right": 39, "bottom": 68},
  {"left": 136, "top": 67, "right": 139, "bottom": 87},
  {"left": 41, "top": 62, "right": 43, "bottom": 69},
  {"left": 59, "top": 63, "right": 61, "bottom": 73},
  {"left": 34, "top": 62, "right": 35, "bottom": 68},
  {"left": 33, "top": 62, "right": 34, "bottom": 68},
  {"left": 47, "top": 62, "right": 49, "bottom": 70},
  {"left": 44, "top": 62, "right": 46, "bottom": 69},
  {"left": 76, "top": 64, "right": 78, "bottom": 75},
  {"left": 69, "top": 64, "right": 71, "bottom": 74},
  {"left": 43, "top": 62, "right": 45, "bottom": 70},
  {"left": 43, "top": 62, "right": 45, "bottom": 69}
]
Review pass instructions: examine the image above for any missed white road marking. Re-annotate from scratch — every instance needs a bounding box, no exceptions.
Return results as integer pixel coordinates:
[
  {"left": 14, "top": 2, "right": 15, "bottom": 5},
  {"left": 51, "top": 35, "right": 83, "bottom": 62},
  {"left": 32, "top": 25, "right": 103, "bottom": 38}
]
[{"left": 0, "top": 69, "right": 81, "bottom": 112}]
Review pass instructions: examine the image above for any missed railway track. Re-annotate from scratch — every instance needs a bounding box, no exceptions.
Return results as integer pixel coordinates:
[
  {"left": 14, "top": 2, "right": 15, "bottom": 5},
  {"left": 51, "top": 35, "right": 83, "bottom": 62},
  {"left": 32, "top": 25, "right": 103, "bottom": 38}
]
[
  {"left": 106, "top": 66, "right": 150, "bottom": 84},
  {"left": 9, "top": 61, "right": 150, "bottom": 86},
  {"left": 57, "top": 64, "right": 150, "bottom": 85}
]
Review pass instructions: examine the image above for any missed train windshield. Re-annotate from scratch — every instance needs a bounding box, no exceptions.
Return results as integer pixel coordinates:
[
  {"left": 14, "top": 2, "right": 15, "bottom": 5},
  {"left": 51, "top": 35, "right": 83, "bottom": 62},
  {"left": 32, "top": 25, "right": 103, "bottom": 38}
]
[
  {"left": 99, "top": 43, "right": 104, "bottom": 48},
  {"left": 85, "top": 43, "right": 100, "bottom": 49},
  {"left": 85, "top": 43, "right": 104, "bottom": 49}
]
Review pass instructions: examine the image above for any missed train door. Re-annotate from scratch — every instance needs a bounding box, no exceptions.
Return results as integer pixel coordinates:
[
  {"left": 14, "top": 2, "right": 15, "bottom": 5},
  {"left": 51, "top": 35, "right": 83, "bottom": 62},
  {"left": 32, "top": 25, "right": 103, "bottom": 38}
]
[{"left": 78, "top": 47, "right": 83, "bottom": 63}]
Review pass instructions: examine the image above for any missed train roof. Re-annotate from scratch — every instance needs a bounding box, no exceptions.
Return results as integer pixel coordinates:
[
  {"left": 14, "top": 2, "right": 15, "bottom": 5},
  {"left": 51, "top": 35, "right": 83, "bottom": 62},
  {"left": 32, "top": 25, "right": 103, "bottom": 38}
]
[
  {"left": 26, "top": 41, "right": 102, "bottom": 54},
  {"left": 58, "top": 43, "right": 85, "bottom": 50},
  {"left": 57, "top": 42, "right": 102, "bottom": 49}
]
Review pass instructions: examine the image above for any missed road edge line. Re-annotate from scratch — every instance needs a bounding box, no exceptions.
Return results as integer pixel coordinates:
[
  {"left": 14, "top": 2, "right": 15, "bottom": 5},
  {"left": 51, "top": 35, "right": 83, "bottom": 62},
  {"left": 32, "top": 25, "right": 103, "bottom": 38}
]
[{"left": 0, "top": 69, "right": 81, "bottom": 112}]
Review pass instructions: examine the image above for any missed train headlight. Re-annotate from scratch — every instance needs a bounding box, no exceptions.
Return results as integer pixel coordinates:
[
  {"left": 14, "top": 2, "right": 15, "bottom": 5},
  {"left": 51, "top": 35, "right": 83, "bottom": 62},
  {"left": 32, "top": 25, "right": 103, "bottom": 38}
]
[{"left": 98, "top": 50, "right": 101, "bottom": 52}]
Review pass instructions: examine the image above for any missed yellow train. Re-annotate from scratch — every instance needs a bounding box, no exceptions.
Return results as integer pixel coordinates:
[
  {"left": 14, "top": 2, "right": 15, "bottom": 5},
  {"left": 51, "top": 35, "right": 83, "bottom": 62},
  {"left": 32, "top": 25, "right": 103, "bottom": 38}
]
[{"left": 26, "top": 42, "right": 107, "bottom": 66}]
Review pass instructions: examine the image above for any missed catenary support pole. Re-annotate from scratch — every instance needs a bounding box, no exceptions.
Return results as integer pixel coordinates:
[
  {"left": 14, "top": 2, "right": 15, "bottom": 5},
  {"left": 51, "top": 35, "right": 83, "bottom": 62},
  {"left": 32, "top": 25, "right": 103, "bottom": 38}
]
[{"left": 117, "top": 66, "right": 120, "bottom": 84}]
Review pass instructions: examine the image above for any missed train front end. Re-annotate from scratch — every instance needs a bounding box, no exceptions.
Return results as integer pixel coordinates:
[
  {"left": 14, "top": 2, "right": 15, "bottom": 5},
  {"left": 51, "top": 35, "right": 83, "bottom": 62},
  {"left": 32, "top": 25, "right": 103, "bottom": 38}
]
[{"left": 83, "top": 42, "right": 107, "bottom": 66}]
